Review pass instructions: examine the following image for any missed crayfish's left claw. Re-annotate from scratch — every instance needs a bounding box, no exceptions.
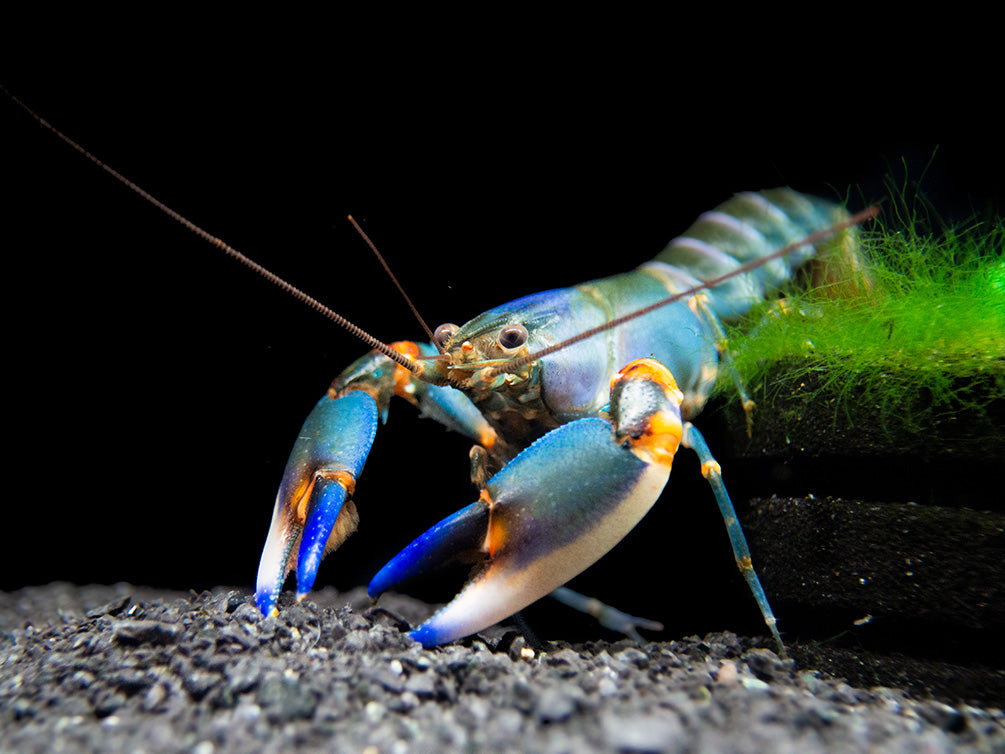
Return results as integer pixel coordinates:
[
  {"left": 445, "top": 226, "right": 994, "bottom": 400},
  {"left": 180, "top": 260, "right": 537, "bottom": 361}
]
[
  {"left": 256, "top": 340, "right": 502, "bottom": 618},
  {"left": 255, "top": 390, "right": 378, "bottom": 617},
  {"left": 370, "top": 359, "right": 685, "bottom": 647}
]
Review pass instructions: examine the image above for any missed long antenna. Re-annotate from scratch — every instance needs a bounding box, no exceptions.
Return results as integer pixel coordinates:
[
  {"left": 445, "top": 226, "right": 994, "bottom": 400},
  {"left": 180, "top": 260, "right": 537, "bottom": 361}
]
[
  {"left": 5, "top": 86, "right": 435, "bottom": 381},
  {"left": 347, "top": 215, "right": 438, "bottom": 349},
  {"left": 485, "top": 205, "right": 880, "bottom": 378}
]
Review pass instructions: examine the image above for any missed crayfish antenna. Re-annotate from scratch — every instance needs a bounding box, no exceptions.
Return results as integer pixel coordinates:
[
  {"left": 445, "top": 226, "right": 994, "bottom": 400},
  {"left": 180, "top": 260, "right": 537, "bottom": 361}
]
[
  {"left": 347, "top": 214, "right": 439, "bottom": 349},
  {"left": 3, "top": 85, "right": 445, "bottom": 383}
]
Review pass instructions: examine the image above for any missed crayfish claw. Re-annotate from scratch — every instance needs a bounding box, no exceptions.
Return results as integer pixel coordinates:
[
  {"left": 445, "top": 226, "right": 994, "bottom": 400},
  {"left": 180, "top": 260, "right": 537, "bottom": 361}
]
[
  {"left": 372, "top": 358, "right": 685, "bottom": 648},
  {"left": 255, "top": 390, "right": 378, "bottom": 617}
]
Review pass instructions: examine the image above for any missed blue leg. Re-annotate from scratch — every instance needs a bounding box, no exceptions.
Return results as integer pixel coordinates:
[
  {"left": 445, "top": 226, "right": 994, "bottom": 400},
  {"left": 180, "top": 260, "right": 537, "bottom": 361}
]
[{"left": 681, "top": 422, "right": 784, "bottom": 655}]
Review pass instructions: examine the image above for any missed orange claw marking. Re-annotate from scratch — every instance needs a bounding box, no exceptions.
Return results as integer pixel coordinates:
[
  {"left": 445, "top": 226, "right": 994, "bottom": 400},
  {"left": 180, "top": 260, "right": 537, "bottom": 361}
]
[
  {"left": 628, "top": 413, "right": 683, "bottom": 468},
  {"left": 294, "top": 470, "right": 357, "bottom": 525},
  {"left": 478, "top": 487, "right": 506, "bottom": 557},
  {"left": 612, "top": 358, "right": 685, "bottom": 468},
  {"left": 611, "top": 359, "right": 683, "bottom": 401}
]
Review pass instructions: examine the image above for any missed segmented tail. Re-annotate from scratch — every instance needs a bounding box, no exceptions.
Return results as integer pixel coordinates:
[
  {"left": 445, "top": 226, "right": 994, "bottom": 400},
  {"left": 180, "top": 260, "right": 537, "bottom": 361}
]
[{"left": 652, "top": 188, "right": 855, "bottom": 320}]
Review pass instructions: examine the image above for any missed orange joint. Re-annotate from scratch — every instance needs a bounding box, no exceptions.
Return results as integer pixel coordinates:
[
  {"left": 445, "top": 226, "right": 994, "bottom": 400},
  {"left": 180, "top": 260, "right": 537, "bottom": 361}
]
[
  {"left": 478, "top": 425, "right": 498, "bottom": 450},
  {"left": 700, "top": 460, "right": 722, "bottom": 479},
  {"left": 389, "top": 341, "right": 420, "bottom": 399},
  {"left": 295, "top": 470, "right": 356, "bottom": 525}
]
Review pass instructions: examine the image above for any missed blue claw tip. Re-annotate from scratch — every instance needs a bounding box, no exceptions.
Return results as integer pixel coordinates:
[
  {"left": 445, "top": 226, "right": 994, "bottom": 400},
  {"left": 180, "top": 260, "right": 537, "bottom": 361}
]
[
  {"left": 295, "top": 480, "right": 349, "bottom": 598},
  {"left": 255, "top": 589, "right": 278, "bottom": 618},
  {"left": 408, "top": 624, "right": 443, "bottom": 649},
  {"left": 368, "top": 501, "right": 488, "bottom": 600}
]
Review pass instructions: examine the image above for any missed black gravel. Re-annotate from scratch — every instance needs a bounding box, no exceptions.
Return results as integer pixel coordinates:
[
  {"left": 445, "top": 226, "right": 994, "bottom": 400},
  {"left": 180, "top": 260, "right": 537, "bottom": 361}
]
[{"left": 2, "top": 584, "right": 1003, "bottom": 753}]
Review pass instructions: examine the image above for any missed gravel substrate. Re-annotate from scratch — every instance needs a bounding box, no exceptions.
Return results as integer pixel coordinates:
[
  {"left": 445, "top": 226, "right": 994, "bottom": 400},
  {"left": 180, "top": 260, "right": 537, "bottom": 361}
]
[{"left": 2, "top": 583, "right": 1003, "bottom": 753}]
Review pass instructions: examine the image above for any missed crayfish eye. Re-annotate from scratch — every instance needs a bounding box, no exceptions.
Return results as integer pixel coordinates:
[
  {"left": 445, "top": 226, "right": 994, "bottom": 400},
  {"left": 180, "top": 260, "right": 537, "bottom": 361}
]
[
  {"left": 497, "top": 323, "right": 528, "bottom": 350},
  {"left": 433, "top": 323, "right": 459, "bottom": 348}
]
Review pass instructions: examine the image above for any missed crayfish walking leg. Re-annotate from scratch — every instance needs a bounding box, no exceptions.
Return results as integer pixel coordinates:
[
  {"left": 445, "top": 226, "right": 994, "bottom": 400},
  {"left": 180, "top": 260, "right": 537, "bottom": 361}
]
[{"left": 681, "top": 423, "right": 784, "bottom": 654}]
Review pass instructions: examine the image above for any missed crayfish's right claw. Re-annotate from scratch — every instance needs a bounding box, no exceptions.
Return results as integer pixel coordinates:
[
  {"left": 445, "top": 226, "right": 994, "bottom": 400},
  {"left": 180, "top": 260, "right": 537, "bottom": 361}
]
[
  {"left": 370, "top": 359, "right": 687, "bottom": 648},
  {"left": 255, "top": 390, "right": 378, "bottom": 617}
]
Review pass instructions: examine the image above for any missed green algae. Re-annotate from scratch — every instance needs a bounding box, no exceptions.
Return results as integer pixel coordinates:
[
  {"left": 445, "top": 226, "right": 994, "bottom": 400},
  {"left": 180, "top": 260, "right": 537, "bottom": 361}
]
[{"left": 716, "top": 210, "right": 1005, "bottom": 434}]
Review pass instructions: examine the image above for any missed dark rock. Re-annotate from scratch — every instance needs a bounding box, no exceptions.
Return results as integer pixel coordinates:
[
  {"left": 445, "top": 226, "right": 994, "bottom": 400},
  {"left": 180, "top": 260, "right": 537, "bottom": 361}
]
[
  {"left": 85, "top": 594, "right": 131, "bottom": 619},
  {"left": 112, "top": 620, "right": 179, "bottom": 647}
]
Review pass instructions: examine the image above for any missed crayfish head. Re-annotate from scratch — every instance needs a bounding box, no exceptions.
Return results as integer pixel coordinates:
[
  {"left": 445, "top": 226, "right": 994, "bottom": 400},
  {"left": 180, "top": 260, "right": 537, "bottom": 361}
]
[
  {"left": 437, "top": 289, "right": 564, "bottom": 381},
  {"left": 431, "top": 304, "right": 561, "bottom": 448},
  {"left": 432, "top": 303, "right": 538, "bottom": 384},
  {"left": 436, "top": 315, "right": 538, "bottom": 392}
]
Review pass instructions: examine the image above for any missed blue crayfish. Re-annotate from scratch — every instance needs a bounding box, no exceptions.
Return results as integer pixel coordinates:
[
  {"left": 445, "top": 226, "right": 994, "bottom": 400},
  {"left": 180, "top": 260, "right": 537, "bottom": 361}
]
[
  {"left": 253, "top": 189, "right": 874, "bottom": 653},
  {"left": 8, "top": 86, "right": 874, "bottom": 653}
]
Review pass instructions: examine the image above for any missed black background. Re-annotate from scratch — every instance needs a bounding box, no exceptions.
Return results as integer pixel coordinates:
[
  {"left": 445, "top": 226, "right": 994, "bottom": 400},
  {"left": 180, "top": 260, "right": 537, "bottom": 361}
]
[{"left": 5, "top": 63, "right": 1001, "bottom": 641}]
